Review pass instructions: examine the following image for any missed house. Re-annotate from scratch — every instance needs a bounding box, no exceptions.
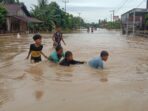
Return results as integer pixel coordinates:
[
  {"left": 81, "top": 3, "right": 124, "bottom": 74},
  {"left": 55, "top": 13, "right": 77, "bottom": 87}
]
[
  {"left": 121, "top": 8, "right": 148, "bottom": 34},
  {"left": 2, "top": 3, "right": 43, "bottom": 33},
  {"left": 121, "top": 0, "right": 148, "bottom": 35},
  {"left": 113, "top": 16, "right": 120, "bottom": 21}
]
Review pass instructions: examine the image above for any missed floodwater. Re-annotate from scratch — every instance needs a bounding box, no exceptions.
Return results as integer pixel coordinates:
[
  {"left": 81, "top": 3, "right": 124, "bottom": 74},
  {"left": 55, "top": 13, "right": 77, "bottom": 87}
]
[{"left": 0, "top": 29, "right": 148, "bottom": 111}]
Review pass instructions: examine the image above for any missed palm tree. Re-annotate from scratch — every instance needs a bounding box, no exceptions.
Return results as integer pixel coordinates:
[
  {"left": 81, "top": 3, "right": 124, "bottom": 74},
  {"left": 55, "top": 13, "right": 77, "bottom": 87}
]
[
  {"left": 38, "top": 0, "right": 48, "bottom": 8},
  {"left": 16, "top": 0, "right": 19, "bottom": 3}
]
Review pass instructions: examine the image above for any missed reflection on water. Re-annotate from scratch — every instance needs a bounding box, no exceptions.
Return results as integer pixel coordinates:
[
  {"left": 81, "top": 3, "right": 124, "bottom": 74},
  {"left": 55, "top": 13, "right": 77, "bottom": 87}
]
[
  {"left": 0, "top": 29, "right": 148, "bottom": 111},
  {"left": 35, "top": 90, "right": 44, "bottom": 100}
]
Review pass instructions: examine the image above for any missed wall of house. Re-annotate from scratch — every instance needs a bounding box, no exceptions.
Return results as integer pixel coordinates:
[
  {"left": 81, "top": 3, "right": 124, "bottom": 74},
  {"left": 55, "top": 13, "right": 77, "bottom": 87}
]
[
  {"left": 20, "top": 21, "right": 27, "bottom": 32},
  {"left": 6, "top": 17, "right": 27, "bottom": 33}
]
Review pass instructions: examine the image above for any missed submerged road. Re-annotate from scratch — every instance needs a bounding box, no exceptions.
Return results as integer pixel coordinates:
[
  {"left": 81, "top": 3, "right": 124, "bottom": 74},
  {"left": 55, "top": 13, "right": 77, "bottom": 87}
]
[{"left": 0, "top": 29, "right": 148, "bottom": 111}]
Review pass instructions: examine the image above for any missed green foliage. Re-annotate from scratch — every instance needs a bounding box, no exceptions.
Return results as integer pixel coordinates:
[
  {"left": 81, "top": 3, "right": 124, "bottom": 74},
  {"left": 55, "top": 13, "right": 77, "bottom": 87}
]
[
  {"left": 85, "top": 22, "right": 99, "bottom": 28},
  {"left": 105, "top": 21, "right": 121, "bottom": 29},
  {"left": 30, "top": 0, "right": 86, "bottom": 32},
  {"left": 0, "top": 6, "right": 7, "bottom": 28},
  {"left": 38, "top": 0, "right": 48, "bottom": 8},
  {"left": 98, "top": 19, "right": 121, "bottom": 29},
  {"left": 0, "top": 0, "right": 19, "bottom": 3},
  {"left": 144, "top": 14, "right": 148, "bottom": 26}
]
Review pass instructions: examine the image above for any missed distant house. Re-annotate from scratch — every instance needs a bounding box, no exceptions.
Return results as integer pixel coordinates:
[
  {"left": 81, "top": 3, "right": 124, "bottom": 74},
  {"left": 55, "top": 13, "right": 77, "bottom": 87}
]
[
  {"left": 2, "top": 3, "right": 42, "bottom": 33},
  {"left": 121, "top": 8, "right": 148, "bottom": 35},
  {"left": 113, "top": 16, "right": 120, "bottom": 21}
]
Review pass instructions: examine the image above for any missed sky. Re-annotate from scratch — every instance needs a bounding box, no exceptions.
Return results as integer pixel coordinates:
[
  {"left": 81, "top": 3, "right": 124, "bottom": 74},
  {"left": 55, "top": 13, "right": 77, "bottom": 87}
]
[{"left": 20, "top": 0, "right": 147, "bottom": 23}]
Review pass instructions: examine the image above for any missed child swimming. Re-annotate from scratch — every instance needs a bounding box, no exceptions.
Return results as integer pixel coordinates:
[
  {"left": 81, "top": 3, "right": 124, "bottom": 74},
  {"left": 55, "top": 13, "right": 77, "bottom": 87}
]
[
  {"left": 89, "top": 50, "right": 109, "bottom": 69},
  {"left": 60, "top": 51, "right": 85, "bottom": 66},
  {"left": 48, "top": 46, "right": 65, "bottom": 63}
]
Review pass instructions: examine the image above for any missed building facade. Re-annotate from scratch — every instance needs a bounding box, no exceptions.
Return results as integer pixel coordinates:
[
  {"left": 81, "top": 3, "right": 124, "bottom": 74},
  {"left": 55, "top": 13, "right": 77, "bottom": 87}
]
[{"left": 2, "top": 3, "right": 42, "bottom": 33}]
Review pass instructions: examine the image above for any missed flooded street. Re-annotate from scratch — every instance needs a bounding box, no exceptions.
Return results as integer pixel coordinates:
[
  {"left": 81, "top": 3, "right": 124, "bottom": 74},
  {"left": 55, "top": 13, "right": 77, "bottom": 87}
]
[{"left": 0, "top": 29, "right": 148, "bottom": 111}]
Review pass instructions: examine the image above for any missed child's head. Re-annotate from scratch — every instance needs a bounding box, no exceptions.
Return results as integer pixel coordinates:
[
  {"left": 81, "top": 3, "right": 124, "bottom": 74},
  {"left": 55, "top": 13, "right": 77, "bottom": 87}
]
[
  {"left": 56, "top": 46, "right": 63, "bottom": 55},
  {"left": 33, "top": 34, "right": 42, "bottom": 45},
  {"left": 100, "top": 50, "right": 109, "bottom": 62},
  {"left": 56, "top": 26, "right": 61, "bottom": 32},
  {"left": 65, "top": 51, "right": 73, "bottom": 61}
]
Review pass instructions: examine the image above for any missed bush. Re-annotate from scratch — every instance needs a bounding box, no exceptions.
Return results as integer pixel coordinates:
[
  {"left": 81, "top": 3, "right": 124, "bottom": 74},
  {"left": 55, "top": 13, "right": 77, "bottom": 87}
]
[{"left": 0, "top": 6, "right": 7, "bottom": 29}]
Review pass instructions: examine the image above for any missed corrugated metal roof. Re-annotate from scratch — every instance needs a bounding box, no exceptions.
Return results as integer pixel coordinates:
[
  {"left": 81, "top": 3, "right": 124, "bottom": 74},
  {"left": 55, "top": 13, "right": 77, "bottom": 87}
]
[
  {"left": 13, "top": 15, "right": 43, "bottom": 23},
  {"left": 3, "top": 3, "right": 30, "bottom": 16},
  {"left": 122, "top": 8, "right": 148, "bottom": 16},
  {"left": 2, "top": 4, "right": 43, "bottom": 23}
]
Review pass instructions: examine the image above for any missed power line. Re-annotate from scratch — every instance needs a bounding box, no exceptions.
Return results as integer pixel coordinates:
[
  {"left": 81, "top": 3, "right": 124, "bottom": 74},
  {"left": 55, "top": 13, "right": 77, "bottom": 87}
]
[
  {"left": 62, "top": 0, "right": 69, "bottom": 13},
  {"left": 110, "top": 10, "right": 115, "bottom": 21},
  {"left": 136, "top": 0, "right": 145, "bottom": 8},
  {"left": 116, "top": 0, "right": 130, "bottom": 13},
  {"left": 104, "top": 0, "right": 144, "bottom": 21}
]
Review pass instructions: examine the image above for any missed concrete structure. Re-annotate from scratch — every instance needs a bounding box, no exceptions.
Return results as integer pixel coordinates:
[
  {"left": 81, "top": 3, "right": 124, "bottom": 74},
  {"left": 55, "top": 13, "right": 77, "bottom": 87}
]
[
  {"left": 121, "top": 0, "right": 148, "bottom": 35},
  {"left": 121, "top": 8, "right": 148, "bottom": 35}
]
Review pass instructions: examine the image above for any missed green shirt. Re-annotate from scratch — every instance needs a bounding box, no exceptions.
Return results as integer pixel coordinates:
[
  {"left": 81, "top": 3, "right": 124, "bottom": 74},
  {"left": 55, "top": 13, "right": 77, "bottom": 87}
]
[{"left": 48, "top": 51, "right": 64, "bottom": 63}]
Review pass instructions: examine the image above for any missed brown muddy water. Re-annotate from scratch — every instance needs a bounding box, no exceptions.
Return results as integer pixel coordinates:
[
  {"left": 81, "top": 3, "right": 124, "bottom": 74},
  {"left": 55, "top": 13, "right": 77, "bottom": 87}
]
[{"left": 0, "top": 29, "right": 148, "bottom": 111}]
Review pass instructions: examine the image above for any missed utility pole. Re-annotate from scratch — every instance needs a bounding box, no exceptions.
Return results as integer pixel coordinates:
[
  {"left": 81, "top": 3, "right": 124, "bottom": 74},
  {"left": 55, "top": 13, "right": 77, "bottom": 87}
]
[
  {"left": 126, "top": 13, "right": 129, "bottom": 36},
  {"left": 147, "top": 0, "right": 148, "bottom": 9},
  {"left": 78, "top": 13, "right": 81, "bottom": 30},
  {"left": 110, "top": 14, "right": 112, "bottom": 21},
  {"left": 110, "top": 10, "right": 115, "bottom": 22},
  {"left": 133, "top": 11, "right": 136, "bottom": 36},
  {"left": 62, "top": 0, "right": 69, "bottom": 13}
]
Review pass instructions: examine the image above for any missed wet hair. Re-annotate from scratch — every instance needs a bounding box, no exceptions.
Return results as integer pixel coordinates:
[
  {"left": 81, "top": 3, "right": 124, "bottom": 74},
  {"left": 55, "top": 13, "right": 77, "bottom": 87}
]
[
  {"left": 33, "top": 34, "right": 42, "bottom": 41},
  {"left": 100, "top": 51, "right": 109, "bottom": 57},
  {"left": 56, "top": 45, "right": 63, "bottom": 52},
  {"left": 65, "top": 51, "right": 72, "bottom": 58}
]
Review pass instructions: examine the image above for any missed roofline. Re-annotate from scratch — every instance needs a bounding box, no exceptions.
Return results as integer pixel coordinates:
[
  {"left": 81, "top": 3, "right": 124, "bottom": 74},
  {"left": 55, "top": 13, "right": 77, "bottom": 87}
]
[
  {"left": 2, "top": 3, "right": 31, "bottom": 17},
  {"left": 121, "top": 8, "right": 148, "bottom": 16}
]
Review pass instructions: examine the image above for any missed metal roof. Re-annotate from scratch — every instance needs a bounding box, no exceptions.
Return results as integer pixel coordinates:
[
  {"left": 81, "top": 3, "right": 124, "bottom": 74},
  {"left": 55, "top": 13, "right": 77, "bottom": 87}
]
[
  {"left": 122, "top": 8, "right": 148, "bottom": 16},
  {"left": 13, "top": 16, "right": 43, "bottom": 23},
  {"left": 2, "top": 3, "right": 43, "bottom": 23}
]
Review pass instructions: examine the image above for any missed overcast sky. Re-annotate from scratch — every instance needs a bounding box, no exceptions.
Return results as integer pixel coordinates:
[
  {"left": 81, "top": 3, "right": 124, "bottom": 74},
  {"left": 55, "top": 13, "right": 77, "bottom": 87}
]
[{"left": 20, "top": 0, "right": 147, "bottom": 23}]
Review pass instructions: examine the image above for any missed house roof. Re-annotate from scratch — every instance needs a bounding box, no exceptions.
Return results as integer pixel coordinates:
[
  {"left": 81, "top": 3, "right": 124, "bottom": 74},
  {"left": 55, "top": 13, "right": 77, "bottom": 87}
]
[
  {"left": 3, "top": 3, "right": 30, "bottom": 16},
  {"left": 122, "top": 8, "right": 148, "bottom": 16},
  {"left": 2, "top": 3, "right": 43, "bottom": 23},
  {"left": 13, "top": 15, "right": 43, "bottom": 23}
]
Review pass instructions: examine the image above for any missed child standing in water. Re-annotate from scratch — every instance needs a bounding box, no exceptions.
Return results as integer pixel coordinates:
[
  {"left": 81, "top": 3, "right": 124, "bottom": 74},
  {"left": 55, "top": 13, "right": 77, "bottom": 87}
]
[
  {"left": 52, "top": 26, "right": 66, "bottom": 47},
  {"left": 89, "top": 51, "right": 109, "bottom": 69},
  {"left": 60, "top": 51, "right": 85, "bottom": 66},
  {"left": 26, "top": 34, "right": 48, "bottom": 63}
]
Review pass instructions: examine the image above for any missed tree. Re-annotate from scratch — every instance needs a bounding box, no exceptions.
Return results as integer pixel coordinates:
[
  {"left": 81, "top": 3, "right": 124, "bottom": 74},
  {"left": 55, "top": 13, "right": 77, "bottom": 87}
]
[
  {"left": 0, "top": 0, "right": 19, "bottom": 3},
  {"left": 30, "top": 1, "right": 86, "bottom": 32},
  {"left": 0, "top": 6, "right": 7, "bottom": 29},
  {"left": 16, "top": 0, "right": 19, "bottom": 3},
  {"left": 38, "top": 0, "right": 48, "bottom": 8},
  {"left": 0, "top": 0, "right": 15, "bottom": 3}
]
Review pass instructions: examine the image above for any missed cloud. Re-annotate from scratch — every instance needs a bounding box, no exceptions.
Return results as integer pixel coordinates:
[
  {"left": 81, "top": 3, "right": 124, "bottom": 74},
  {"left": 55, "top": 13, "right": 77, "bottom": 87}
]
[{"left": 20, "top": 0, "right": 147, "bottom": 22}]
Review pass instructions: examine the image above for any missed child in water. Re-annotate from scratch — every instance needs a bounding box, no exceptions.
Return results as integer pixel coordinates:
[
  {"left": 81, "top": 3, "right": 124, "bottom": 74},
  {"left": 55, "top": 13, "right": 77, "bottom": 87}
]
[
  {"left": 89, "top": 51, "right": 109, "bottom": 69},
  {"left": 48, "top": 46, "right": 65, "bottom": 63},
  {"left": 26, "top": 34, "right": 48, "bottom": 63},
  {"left": 52, "top": 26, "right": 66, "bottom": 47},
  {"left": 60, "top": 51, "right": 85, "bottom": 66}
]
